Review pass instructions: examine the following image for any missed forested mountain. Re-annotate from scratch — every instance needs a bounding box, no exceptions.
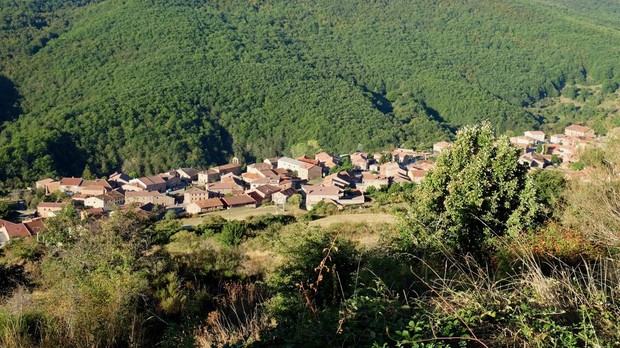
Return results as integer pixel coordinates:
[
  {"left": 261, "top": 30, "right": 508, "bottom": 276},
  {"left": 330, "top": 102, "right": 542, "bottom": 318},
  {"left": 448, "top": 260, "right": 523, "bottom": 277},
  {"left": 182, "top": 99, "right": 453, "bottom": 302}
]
[{"left": 0, "top": 0, "right": 619, "bottom": 182}]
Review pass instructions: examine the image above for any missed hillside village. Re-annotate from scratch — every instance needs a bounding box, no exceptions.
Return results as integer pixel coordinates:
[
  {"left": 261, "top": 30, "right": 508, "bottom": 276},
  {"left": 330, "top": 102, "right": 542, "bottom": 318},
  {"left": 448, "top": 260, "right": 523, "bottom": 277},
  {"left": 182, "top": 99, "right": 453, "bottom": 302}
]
[{"left": 0, "top": 124, "right": 600, "bottom": 246}]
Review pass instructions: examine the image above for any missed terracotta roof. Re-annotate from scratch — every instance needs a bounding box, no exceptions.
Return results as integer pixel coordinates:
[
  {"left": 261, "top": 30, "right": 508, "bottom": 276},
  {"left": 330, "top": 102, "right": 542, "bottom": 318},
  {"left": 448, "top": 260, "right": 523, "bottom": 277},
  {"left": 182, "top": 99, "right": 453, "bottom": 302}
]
[
  {"left": 80, "top": 184, "right": 108, "bottom": 193},
  {"left": 249, "top": 163, "right": 272, "bottom": 171},
  {"left": 246, "top": 190, "right": 264, "bottom": 203},
  {"left": 252, "top": 177, "right": 273, "bottom": 185},
  {"left": 194, "top": 198, "right": 225, "bottom": 209},
  {"left": 301, "top": 162, "right": 319, "bottom": 170},
  {"left": 315, "top": 152, "right": 334, "bottom": 161},
  {"left": 60, "top": 177, "right": 82, "bottom": 186},
  {"left": 0, "top": 219, "right": 31, "bottom": 238},
  {"left": 222, "top": 194, "right": 256, "bottom": 206},
  {"left": 141, "top": 175, "right": 166, "bottom": 185},
  {"left": 259, "top": 170, "right": 279, "bottom": 179},
  {"left": 242, "top": 173, "right": 262, "bottom": 181},
  {"left": 23, "top": 218, "right": 47, "bottom": 235},
  {"left": 177, "top": 167, "right": 199, "bottom": 177},
  {"left": 214, "top": 163, "right": 241, "bottom": 172},
  {"left": 362, "top": 172, "right": 387, "bottom": 180},
  {"left": 209, "top": 178, "right": 245, "bottom": 190},
  {"left": 256, "top": 184, "right": 281, "bottom": 195},
  {"left": 350, "top": 152, "right": 368, "bottom": 161},
  {"left": 276, "top": 188, "right": 297, "bottom": 197},
  {"left": 380, "top": 162, "right": 402, "bottom": 170},
  {"left": 95, "top": 191, "right": 124, "bottom": 201},
  {"left": 298, "top": 156, "right": 320, "bottom": 165}
]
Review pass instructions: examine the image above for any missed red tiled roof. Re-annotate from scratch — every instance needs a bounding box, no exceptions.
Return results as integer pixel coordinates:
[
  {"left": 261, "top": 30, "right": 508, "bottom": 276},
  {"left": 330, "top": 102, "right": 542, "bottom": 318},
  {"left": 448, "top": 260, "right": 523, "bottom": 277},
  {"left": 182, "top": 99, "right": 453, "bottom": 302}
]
[
  {"left": 256, "top": 184, "right": 281, "bottom": 195},
  {"left": 246, "top": 191, "right": 264, "bottom": 203},
  {"left": 301, "top": 162, "right": 319, "bottom": 170},
  {"left": 24, "top": 218, "right": 47, "bottom": 235},
  {"left": 362, "top": 172, "right": 387, "bottom": 180},
  {"left": 0, "top": 219, "right": 31, "bottom": 238},
  {"left": 222, "top": 195, "right": 256, "bottom": 206},
  {"left": 214, "top": 163, "right": 241, "bottom": 172},
  {"left": 298, "top": 156, "right": 320, "bottom": 165},
  {"left": 209, "top": 179, "right": 245, "bottom": 190},
  {"left": 276, "top": 188, "right": 297, "bottom": 197},
  {"left": 250, "top": 163, "right": 272, "bottom": 171},
  {"left": 242, "top": 173, "right": 262, "bottom": 181},
  {"left": 144, "top": 175, "right": 166, "bottom": 185},
  {"left": 60, "top": 177, "right": 83, "bottom": 186},
  {"left": 194, "top": 198, "right": 225, "bottom": 209}
]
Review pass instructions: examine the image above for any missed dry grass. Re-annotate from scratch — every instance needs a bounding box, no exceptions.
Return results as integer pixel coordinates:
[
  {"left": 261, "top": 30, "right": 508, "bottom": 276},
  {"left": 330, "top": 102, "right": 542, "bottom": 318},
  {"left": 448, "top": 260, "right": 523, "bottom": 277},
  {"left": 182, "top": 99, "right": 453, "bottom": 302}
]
[
  {"left": 309, "top": 213, "right": 395, "bottom": 228},
  {"left": 239, "top": 249, "right": 283, "bottom": 277},
  {"left": 402, "top": 238, "right": 620, "bottom": 347},
  {"left": 194, "top": 282, "right": 274, "bottom": 348}
]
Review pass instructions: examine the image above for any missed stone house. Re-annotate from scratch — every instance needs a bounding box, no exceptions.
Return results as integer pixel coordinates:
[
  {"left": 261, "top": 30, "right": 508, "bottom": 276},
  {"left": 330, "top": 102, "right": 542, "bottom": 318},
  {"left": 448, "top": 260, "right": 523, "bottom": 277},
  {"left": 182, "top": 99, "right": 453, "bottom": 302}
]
[
  {"left": 125, "top": 191, "right": 175, "bottom": 206},
  {"left": 129, "top": 176, "right": 167, "bottom": 192},
  {"left": 183, "top": 187, "right": 211, "bottom": 206},
  {"left": 37, "top": 202, "right": 65, "bottom": 218},
  {"left": 277, "top": 157, "right": 322, "bottom": 181},
  {"left": 302, "top": 185, "right": 341, "bottom": 210},
  {"left": 186, "top": 198, "right": 225, "bottom": 214},
  {"left": 565, "top": 125, "right": 595, "bottom": 139},
  {"left": 84, "top": 191, "right": 125, "bottom": 211},
  {"left": 221, "top": 195, "right": 257, "bottom": 209}
]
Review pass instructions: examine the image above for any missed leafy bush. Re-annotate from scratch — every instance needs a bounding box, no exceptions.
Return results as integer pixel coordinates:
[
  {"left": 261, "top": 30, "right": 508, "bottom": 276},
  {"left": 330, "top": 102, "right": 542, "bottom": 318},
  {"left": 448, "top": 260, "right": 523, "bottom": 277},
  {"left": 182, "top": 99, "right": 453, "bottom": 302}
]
[
  {"left": 218, "top": 221, "right": 248, "bottom": 247},
  {"left": 404, "top": 123, "right": 538, "bottom": 256}
]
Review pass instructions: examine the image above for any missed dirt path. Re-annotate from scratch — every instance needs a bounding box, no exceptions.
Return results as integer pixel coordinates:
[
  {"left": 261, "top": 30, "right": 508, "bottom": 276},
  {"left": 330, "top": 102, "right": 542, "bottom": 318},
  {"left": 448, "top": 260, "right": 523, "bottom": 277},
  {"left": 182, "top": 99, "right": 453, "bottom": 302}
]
[{"left": 309, "top": 213, "right": 395, "bottom": 227}]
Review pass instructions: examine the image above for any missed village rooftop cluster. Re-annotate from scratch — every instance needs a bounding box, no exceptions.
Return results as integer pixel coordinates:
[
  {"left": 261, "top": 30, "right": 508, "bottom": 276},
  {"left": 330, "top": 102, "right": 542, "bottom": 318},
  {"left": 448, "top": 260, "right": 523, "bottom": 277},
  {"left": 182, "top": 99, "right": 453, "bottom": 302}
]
[
  {"left": 0, "top": 124, "right": 597, "bottom": 245},
  {"left": 511, "top": 124, "right": 598, "bottom": 169}
]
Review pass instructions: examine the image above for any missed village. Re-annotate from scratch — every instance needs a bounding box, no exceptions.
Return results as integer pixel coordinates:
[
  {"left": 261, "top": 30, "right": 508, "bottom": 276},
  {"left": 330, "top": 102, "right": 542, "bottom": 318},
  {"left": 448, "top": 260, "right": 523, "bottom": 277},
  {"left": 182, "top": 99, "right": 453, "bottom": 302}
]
[{"left": 0, "top": 124, "right": 600, "bottom": 245}]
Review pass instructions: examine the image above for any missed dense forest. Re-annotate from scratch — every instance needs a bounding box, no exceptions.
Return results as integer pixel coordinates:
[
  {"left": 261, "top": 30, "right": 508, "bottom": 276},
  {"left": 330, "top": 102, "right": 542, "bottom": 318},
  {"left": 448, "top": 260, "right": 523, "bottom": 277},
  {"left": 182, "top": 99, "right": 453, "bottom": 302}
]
[{"left": 0, "top": 0, "right": 619, "bottom": 183}]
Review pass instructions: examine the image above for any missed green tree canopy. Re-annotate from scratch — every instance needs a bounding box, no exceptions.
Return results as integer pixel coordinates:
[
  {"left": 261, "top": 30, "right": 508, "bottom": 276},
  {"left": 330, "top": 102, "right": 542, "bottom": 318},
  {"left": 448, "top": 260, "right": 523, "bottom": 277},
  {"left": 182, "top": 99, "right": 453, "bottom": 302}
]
[{"left": 404, "top": 123, "right": 540, "bottom": 255}]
